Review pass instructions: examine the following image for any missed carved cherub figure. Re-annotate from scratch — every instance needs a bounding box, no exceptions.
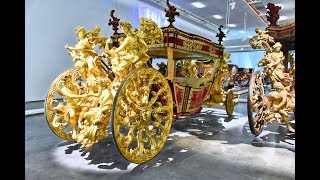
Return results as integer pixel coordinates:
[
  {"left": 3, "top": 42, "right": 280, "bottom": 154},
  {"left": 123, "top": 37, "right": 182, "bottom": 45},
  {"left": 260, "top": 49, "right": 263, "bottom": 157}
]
[
  {"left": 65, "top": 26, "right": 98, "bottom": 57},
  {"left": 66, "top": 26, "right": 107, "bottom": 81},
  {"left": 249, "top": 27, "right": 275, "bottom": 52},
  {"left": 54, "top": 18, "right": 165, "bottom": 149},
  {"left": 58, "top": 75, "right": 93, "bottom": 139},
  {"left": 265, "top": 82, "right": 295, "bottom": 132},
  {"left": 184, "top": 60, "right": 198, "bottom": 78},
  {"left": 87, "top": 26, "right": 106, "bottom": 49},
  {"left": 105, "top": 18, "right": 163, "bottom": 81},
  {"left": 259, "top": 42, "right": 285, "bottom": 86}
]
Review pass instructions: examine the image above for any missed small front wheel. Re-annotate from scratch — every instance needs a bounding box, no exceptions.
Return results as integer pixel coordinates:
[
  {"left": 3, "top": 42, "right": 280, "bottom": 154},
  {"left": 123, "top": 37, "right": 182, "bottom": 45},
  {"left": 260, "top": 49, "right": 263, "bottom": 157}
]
[{"left": 225, "top": 90, "right": 236, "bottom": 117}]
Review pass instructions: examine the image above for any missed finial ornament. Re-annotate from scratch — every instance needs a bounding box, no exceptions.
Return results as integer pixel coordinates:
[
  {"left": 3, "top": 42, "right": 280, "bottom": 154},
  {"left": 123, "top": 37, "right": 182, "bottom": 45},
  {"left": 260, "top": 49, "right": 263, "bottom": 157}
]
[{"left": 165, "top": 0, "right": 180, "bottom": 27}]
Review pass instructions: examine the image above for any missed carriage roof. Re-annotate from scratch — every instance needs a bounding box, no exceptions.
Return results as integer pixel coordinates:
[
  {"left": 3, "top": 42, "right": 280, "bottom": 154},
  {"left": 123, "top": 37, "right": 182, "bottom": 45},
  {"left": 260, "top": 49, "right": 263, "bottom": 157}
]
[{"left": 147, "top": 26, "right": 224, "bottom": 60}]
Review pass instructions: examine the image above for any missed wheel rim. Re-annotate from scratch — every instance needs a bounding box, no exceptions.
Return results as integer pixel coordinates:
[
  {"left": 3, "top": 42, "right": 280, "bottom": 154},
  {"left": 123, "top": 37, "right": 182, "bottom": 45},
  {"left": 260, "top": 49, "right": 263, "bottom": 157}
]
[
  {"left": 44, "top": 69, "right": 77, "bottom": 141},
  {"left": 247, "top": 71, "right": 265, "bottom": 136},
  {"left": 225, "top": 90, "right": 235, "bottom": 116},
  {"left": 111, "top": 67, "right": 173, "bottom": 164}
]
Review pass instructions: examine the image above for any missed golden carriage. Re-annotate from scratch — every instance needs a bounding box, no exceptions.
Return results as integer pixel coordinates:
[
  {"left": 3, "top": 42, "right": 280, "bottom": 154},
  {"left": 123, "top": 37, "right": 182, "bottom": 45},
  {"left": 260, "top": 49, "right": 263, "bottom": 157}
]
[
  {"left": 247, "top": 20, "right": 295, "bottom": 135},
  {"left": 233, "top": 68, "right": 253, "bottom": 87},
  {"left": 44, "top": 2, "right": 238, "bottom": 164}
]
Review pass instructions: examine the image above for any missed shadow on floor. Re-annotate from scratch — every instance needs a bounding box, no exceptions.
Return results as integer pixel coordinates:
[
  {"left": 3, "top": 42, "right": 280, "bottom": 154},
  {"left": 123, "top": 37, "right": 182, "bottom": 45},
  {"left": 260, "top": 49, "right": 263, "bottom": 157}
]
[
  {"left": 56, "top": 132, "right": 195, "bottom": 172},
  {"left": 172, "top": 108, "right": 253, "bottom": 144},
  {"left": 58, "top": 137, "right": 132, "bottom": 170},
  {"left": 251, "top": 121, "right": 295, "bottom": 153},
  {"left": 172, "top": 108, "right": 295, "bottom": 152},
  {"left": 54, "top": 108, "right": 294, "bottom": 173}
]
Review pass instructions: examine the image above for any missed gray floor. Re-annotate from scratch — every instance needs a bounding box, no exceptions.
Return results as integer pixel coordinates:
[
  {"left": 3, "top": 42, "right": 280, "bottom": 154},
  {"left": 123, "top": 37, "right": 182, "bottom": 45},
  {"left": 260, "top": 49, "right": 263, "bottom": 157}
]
[{"left": 25, "top": 103, "right": 295, "bottom": 180}]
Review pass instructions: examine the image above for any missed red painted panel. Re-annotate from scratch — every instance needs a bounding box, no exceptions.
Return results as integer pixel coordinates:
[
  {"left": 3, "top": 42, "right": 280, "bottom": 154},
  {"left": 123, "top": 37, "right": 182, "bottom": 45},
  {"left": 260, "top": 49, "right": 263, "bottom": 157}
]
[
  {"left": 190, "top": 90, "right": 204, "bottom": 110},
  {"left": 164, "top": 37, "right": 176, "bottom": 44},
  {"left": 175, "top": 38, "right": 183, "bottom": 46},
  {"left": 215, "top": 49, "right": 222, "bottom": 56},
  {"left": 174, "top": 84, "right": 185, "bottom": 113},
  {"left": 202, "top": 85, "right": 210, "bottom": 99},
  {"left": 201, "top": 45, "right": 209, "bottom": 52},
  {"left": 175, "top": 88, "right": 183, "bottom": 105}
]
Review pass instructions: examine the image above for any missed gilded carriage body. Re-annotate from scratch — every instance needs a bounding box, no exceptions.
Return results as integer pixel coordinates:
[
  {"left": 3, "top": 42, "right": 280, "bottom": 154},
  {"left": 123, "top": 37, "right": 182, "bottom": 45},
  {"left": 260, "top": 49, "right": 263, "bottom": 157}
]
[{"left": 44, "top": 3, "right": 238, "bottom": 164}]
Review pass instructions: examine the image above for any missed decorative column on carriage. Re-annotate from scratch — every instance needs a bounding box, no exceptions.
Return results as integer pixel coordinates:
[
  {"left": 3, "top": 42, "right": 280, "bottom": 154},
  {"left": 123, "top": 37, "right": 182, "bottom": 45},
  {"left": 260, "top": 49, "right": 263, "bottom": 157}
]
[{"left": 164, "top": 0, "right": 180, "bottom": 81}]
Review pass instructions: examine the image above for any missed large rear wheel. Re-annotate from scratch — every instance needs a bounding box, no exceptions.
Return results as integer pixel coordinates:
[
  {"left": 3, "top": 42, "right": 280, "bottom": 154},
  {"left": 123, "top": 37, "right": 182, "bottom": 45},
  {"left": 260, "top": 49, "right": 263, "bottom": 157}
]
[
  {"left": 247, "top": 71, "right": 266, "bottom": 136},
  {"left": 111, "top": 67, "right": 173, "bottom": 164}
]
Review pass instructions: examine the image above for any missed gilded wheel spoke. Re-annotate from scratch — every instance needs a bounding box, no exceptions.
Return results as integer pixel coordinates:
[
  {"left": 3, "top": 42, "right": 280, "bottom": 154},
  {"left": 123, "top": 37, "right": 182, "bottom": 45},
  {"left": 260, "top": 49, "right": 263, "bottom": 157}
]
[{"left": 148, "top": 89, "right": 166, "bottom": 107}]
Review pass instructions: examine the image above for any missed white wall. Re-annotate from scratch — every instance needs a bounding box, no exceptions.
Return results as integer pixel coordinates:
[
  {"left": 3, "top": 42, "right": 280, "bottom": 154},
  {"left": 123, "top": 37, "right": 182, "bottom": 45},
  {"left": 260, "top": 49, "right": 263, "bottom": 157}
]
[
  {"left": 25, "top": 0, "right": 219, "bottom": 102},
  {"left": 230, "top": 51, "right": 265, "bottom": 72}
]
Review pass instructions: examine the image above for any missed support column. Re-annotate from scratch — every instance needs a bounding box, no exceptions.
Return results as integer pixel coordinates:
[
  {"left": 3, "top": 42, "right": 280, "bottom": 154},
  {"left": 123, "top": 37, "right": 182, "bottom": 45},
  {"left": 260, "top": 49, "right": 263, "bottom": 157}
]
[{"left": 167, "top": 47, "right": 174, "bottom": 80}]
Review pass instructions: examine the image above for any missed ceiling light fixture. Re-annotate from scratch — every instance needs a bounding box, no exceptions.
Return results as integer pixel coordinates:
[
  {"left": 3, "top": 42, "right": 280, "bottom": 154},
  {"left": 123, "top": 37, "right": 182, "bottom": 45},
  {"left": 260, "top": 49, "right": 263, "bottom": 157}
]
[
  {"left": 213, "top": 15, "right": 223, "bottom": 19},
  {"left": 230, "top": 2, "right": 236, "bottom": 9},
  {"left": 191, "top": 2, "right": 206, "bottom": 8},
  {"left": 228, "top": 24, "right": 237, "bottom": 27}
]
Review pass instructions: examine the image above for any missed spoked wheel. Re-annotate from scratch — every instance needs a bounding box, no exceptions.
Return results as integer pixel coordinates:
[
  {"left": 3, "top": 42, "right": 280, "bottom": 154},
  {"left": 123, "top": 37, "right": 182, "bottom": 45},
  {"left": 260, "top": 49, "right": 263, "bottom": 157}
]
[
  {"left": 247, "top": 71, "right": 266, "bottom": 136},
  {"left": 44, "top": 69, "right": 78, "bottom": 141},
  {"left": 111, "top": 67, "right": 173, "bottom": 164},
  {"left": 225, "top": 90, "right": 236, "bottom": 117}
]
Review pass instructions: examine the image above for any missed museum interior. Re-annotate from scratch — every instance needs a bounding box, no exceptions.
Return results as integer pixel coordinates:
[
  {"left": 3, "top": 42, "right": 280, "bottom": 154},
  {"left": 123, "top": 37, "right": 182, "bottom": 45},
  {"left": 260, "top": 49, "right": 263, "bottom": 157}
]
[{"left": 26, "top": 0, "right": 295, "bottom": 179}]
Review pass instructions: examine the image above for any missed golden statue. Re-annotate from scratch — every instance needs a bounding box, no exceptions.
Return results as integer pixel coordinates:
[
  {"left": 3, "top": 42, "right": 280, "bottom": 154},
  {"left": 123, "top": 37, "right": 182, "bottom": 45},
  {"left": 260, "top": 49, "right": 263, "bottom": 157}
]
[
  {"left": 185, "top": 60, "right": 198, "bottom": 78},
  {"left": 175, "top": 60, "right": 186, "bottom": 77},
  {"left": 265, "top": 82, "right": 295, "bottom": 132},
  {"left": 46, "top": 18, "right": 166, "bottom": 150},
  {"left": 249, "top": 27, "right": 275, "bottom": 52},
  {"left": 259, "top": 42, "right": 286, "bottom": 86},
  {"left": 249, "top": 28, "right": 295, "bottom": 133},
  {"left": 175, "top": 60, "right": 198, "bottom": 78}
]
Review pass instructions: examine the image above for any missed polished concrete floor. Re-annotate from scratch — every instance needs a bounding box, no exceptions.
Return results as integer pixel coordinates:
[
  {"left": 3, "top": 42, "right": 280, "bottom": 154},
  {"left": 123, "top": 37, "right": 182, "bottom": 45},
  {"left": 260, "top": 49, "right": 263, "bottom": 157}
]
[{"left": 25, "top": 103, "right": 295, "bottom": 180}]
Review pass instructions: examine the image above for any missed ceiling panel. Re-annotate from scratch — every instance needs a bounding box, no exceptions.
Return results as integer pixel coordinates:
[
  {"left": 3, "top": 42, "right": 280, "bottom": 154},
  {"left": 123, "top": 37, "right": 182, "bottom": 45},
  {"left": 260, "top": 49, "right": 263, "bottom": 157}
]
[{"left": 138, "top": 0, "right": 294, "bottom": 51}]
